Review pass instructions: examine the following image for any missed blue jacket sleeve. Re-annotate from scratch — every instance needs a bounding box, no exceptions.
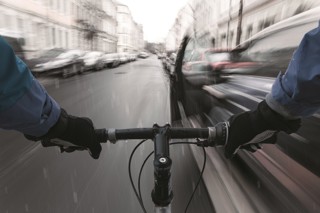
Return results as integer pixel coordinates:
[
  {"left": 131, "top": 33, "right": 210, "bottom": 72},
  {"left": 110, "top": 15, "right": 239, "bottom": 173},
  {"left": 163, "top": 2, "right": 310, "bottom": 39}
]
[
  {"left": 0, "top": 36, "right": 61, "bottom": 137},
  {"left": 266, "top": 21, "right": 320, "bottom": 118}
]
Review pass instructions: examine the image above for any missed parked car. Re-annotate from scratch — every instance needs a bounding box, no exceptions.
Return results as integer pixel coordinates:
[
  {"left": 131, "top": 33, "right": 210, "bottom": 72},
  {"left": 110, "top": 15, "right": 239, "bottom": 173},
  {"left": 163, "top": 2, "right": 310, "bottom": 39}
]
[
  {"left": 82, "top": 51, "right": 105, "bottom": 71},
  {"left": 128, "top": 53, "right": 137, "bottom": 61},
  {"left": 164, "top": 52, "right": 176, "bottom": 76},
  {"left": 138, "top": 51, "right": 149, "bottom": 58},
  {"left": 117, "top": 52, "right": 130, "bottom": 64},
  {"left": 32, "top": 49, "right": 86, "bottom": 77},
  {"left": 157, "top": 52, "right": 166, "bottom": 59},
  {"left": 29, "top": 48, "right": 66, "bottom": 74},
  {"left": 181, "top": 48, "right": 258, "bottom": 86},
  {"left": 101, "top": 53, "right": 120, "bottom": 68}
]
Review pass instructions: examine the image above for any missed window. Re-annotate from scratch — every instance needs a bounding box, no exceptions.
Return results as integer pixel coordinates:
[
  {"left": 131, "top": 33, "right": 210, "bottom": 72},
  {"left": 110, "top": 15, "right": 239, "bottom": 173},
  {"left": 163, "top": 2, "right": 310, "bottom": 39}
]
[
  {"left": 65, "top": 31, "right": 68, "bottom": 48},
  {"left": 45, "top": 26, "right": 50, "bottom": 46},
  {"left": 191, "top": 51, "right": 201, "bottom": 61},
  {"left": 52, "top": 28, "right": 56, "bottom": 46},
  {"left": 71, "top": 2, "right": 75, "bottom": 15},
  {"left": 49, "top": 0, "right": 53, "bottom": 8},
  {"left": 58, "top": 29, "right": 62, "bottom": 47},
  {"left": 63, "top": 0, "right": 67, "bottom": 14},
  {"left": 76, "top": 5, "right": 80, "bottom": 18},
  {"left": 17, "top": 18, "right": 24, "bottom": 32},
  {"left": 4, "top": 14, "right": 12, "bottom": 29},
  {"left": 229, "top": 30, "right": 234, "bottom": 47},
  {"left": 246, "top": 24, "right": 253, "bottom": 40}
]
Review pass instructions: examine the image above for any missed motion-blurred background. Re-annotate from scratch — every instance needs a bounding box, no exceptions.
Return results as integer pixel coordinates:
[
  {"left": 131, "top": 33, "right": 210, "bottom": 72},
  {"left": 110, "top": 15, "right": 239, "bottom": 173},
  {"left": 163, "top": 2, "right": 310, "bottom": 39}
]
[{"left": 1, "top": 0, "right": 320, "bottom": 212}]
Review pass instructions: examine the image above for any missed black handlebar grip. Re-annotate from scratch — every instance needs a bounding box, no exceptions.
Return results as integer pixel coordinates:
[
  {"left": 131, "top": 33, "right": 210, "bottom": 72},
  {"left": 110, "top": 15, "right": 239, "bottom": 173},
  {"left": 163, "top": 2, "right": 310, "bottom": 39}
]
[{"left": 95, "top": 129, "right": 108, "bottom": 143}]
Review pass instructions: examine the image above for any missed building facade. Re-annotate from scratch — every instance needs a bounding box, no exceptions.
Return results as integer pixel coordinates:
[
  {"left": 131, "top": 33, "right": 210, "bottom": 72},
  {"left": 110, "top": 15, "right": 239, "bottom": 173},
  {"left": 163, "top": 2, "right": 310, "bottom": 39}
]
[
  {"left": 202, "top": 0, "right": 320, "bottom": 48},
  {"left": 0, "top": 0, "right": 119, "bottom": 58},
  {"left": 165, "top": 4, "right": 194, "bottom": 51},
  {"left": 116, "top": 3, "right": 143, "bottom": 53},
  {"left": 0, "top": 0, "right": 73, "bottom": 58},
  {"left": 166, "top": 0, "right": 320, "bottom": 50}
]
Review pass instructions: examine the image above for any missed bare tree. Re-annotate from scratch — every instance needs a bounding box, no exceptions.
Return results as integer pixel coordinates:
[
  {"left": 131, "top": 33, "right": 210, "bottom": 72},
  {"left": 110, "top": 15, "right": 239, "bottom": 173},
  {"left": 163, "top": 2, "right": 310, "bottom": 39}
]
[
  {"left": 76, "top": 1, "right": 107, "bottom": 50},
  {"left": 76, "top": 20, "right": 97, "bottom": 50}
]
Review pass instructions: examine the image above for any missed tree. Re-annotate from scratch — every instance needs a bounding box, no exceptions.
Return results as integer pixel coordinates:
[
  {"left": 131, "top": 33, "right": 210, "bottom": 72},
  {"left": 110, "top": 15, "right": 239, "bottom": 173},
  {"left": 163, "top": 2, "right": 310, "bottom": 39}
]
[
  {"left": 76, "top": 19, "right": 97, "bottom": 50},
  {"left": 76, "top": 1, "right": 107, "bottom": 50}
]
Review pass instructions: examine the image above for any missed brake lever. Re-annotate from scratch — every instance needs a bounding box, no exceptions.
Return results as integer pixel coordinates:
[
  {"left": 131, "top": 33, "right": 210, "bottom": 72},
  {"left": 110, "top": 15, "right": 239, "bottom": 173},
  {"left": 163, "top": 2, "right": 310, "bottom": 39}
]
[{"left": 239, "top": 130, "right": 277, "bottom": 152}]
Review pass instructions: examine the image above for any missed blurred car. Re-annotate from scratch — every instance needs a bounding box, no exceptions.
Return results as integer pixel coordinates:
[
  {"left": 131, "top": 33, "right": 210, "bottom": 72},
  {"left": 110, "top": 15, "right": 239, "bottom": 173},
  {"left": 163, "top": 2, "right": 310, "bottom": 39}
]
[
  {"left": 235, "top": 6, "right": 319, "bottom": 77},
  {"left": 118, "top": 52, "right": 130, "bottom": 64},
  {"left": 32, "top": 49, "right": 86, "bottom": 78},
  {"left": 138, "top": 51, "right": 149, "bottom": 58},
  {"left": 29, "top": 48, "right": 66, "bottom": 73},
  {"left": 161, "top": 51, "right": 174, "bottom": 70},
  {"left": 181, "top": 48, "right": 258, "bottom": 86},
  {"left": 128, "top": 53, "right": 137, "bottom": 61},
  {"left": 157, "top": 52, "right": 166, "bottom": 59},
  {"left": 101, "top": 53, "right": 120, "bottom": 68},
  {"left": 171, "top": 8, "right": 320, "bottom": 212},
  {"left": 82, "top": 51, "right": 105, "bottom": 71},
  {"left": 164, "top": 52, "right": 176, "bottom": 76}
]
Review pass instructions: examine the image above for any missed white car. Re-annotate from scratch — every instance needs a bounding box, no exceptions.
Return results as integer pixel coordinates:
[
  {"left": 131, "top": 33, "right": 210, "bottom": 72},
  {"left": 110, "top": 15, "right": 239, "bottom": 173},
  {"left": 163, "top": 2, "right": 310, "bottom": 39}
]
[
  {"left": 33, "top": 49, "right": 86, "bottom": 77},
  {"left": 82, "top": 51, "right": 105, "bottom": 71},
  {"left": 101, "top": 53, "right": 121, "bottom": 68}
]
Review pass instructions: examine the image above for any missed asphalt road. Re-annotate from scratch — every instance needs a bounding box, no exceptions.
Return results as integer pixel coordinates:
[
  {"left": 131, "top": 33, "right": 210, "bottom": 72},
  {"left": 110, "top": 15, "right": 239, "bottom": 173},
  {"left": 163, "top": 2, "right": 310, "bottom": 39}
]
[{"left": 0, "top": 56, "right": 214, "bottom": 213}]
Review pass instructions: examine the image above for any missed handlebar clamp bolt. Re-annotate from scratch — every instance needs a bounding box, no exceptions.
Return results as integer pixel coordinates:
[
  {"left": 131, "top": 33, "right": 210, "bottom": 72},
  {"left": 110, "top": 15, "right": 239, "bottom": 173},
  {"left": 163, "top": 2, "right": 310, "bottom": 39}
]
[{"left": 159, "top": 157, "right": 167, "bottom": 164}]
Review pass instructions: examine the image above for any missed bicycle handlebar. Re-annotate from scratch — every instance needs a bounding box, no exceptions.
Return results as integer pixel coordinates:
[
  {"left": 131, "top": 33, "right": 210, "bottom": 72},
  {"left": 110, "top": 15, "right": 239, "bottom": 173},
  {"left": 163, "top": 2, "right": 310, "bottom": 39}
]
[
  {"left": 93, "top": 123, "right": 228, "bottom": 208},
  {"left": 41, "top": 122, "right": 276, "bottom": 211},
  {"left": 42, "top": 122, "right": 228, "bottom": 210},
  {"left": 94, "top": 122, "right": 228, "bottom": 146}
]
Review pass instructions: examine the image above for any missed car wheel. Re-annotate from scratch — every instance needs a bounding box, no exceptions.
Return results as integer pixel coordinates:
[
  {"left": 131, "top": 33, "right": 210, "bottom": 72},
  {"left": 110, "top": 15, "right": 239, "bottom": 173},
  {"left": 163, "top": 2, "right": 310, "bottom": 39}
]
[
  {"left": 72, "top": 64, "right": 77, "bottom": 75},
  {"left": 62, "top": 68, "right": 69, "bottom": 78},
  {"left": 95, "top": 63, "right": 102, "bottom": 71},
  {"left": 78, "top": 64, "right": 85, "bottom": 74}
]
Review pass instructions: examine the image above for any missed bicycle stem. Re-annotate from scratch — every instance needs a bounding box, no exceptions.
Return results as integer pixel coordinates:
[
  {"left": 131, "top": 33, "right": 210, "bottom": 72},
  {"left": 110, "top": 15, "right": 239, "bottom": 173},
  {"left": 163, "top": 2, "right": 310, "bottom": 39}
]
[{"left": 151, "top": 124, "right": 173, "bottom": 207}]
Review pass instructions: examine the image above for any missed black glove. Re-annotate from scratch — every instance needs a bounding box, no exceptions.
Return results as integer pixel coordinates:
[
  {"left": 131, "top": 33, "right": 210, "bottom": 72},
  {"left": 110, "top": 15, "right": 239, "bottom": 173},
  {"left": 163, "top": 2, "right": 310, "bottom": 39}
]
[
  {"left": 25, "top": 109, "right": 102, "bottom": 159},
  {"left": 224, "top": 100, "right": 301, "bottom": 158}
]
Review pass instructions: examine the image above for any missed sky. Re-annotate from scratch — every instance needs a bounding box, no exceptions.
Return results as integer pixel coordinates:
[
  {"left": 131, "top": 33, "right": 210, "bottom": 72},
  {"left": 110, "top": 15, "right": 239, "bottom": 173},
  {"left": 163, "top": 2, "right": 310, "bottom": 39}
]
[{"left": 118, "top": 0, "right": 190, "bottom": 43}]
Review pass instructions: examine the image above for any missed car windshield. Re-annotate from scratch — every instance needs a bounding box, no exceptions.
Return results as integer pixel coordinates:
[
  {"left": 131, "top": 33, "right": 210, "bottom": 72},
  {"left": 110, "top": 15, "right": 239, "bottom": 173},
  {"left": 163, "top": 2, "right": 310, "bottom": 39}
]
[{"left": 206, "top": 52, "right": 231, "bottom": 62}]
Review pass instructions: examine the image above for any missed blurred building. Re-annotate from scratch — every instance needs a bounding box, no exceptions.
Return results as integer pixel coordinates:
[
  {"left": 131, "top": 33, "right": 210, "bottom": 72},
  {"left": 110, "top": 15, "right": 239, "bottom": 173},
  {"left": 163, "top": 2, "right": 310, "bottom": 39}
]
[
  {"left": 0, "top": 0, "right": 72, "bottom": 58},
  {"left": 101, "top": 0, "right": 118, "bottom": 53},
  {"left": 0, "top": 0, "right": 120, "bottom": 58},
  {"left": 165, "top": 4, "right": 194, "bottom": 51},
  {"left": 216, "top": 0, "right": 320, "bottom": 49},
  {"left": 166, "top": 0, "right": 320, "bottom": 50},
  {"left": 73, "top": 0, "right": 118, "bottom": 52},
  {"left": 132, "top": 22, "right": 144, "bottom": 52},
  {"left": 165, "top": 27, "right": 176, "bottom": 52},
  {"left": 116, "top": 3, "right": 143, "bottom": 53}
]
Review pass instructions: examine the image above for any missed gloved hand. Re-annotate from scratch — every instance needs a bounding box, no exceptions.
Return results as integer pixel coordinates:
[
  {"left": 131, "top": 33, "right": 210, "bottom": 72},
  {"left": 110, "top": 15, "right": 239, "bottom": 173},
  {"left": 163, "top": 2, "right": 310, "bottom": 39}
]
[
  {"left": 25, "top": 109, "right": 102, "bottom": 159},
  {"left": 224, "top": 100, "right": 301, "bottom": 158}
]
